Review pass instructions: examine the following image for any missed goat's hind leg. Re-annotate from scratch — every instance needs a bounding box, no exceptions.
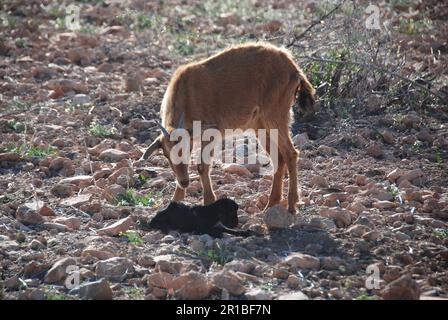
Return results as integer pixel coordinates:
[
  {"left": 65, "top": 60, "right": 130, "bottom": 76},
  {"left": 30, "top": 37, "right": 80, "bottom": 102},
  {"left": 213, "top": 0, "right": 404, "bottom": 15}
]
[{"left": 257, "top": 130, "right": 285, "bottom": 211}]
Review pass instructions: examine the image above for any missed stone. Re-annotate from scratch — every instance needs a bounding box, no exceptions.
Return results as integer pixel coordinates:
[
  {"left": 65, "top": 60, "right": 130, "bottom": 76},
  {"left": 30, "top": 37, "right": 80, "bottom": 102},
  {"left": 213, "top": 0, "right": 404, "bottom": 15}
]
[
  {"left": 61, "top": 194, "right": 92, "bottom": 207},
  {"left": 380, "top": 275, "right": 420, "bottom": 300},
  {"left": 95, "top": 257, "right": 135, "bottom": 281},
  {"left": 381, "top": 131, "right": 395, "bottom": 144},
  {"left": 0, "top": 152, "right": 21, "bottom": 163},
  {"left": 44, "top": 257, "right": 77, "bottom": 284},
  {"left": 82, "top": 245, "right": 115, "bottom": 260},
  {"left": 16, "top": 206, "right": 45, "bottom": 225},
  {"left": 29, "top": 239, "right": 45, "bottom": 250},
  {"left": 147, "top": 272, "right": 174, "bottom": 288},
  {"left": 355, "top": 175, "right": 368, "bottom": 186},
  {"left": 278, "top": 291, "right": 309, "bottom": 300},
  {"left": 52, "top": 217, "right": 81, "bottom": 230},
  {"left": 78, "top": 278, "right": 113, "bottom": 300},
  {"left": 367, "top": 142, "right": 383, "bottom": 158},
  {"left": 292, "top": 133, "right": 311, "bottom": 149},
  {"left": 311, "top": 175, "right": 328, "bottom": 188},
  {"left": 373, "top": 201, "right": 397, "bottom": 209},
  {"left": 51, "top": 183, "right": 74, "bottom": 198},
  {"left": 99, "top": 149, "right": 129, "bottom": 162},
  {"left": 72, "top": 94, "right": 90, "bottom": 105},
  {"left": 173, "top": 271, "right": 210, "bottom": 300},
  {"left": 222, "top": 163, "right": 253, "bottom": 177},
  {"left": 387, "top": 169, "right": 403, "bottom": 183},
  {"left": 60, "top": 175, "right": 94, "bottom": 186},
  {"left": 319, "top": 207, "right": 352, "bottom": 228},
  {"left": 284, "top": 253, "right": 320, "bottom": 269},
  {"left": 263, "top": 205, "right": 294, "bottom": 229},
  {"left": 346, "top": 224, "right": 370, "bottom": 237},
  {"left": 97, "top": 216, "right": 134, "bottom": 236},
  {"left": 212, "top": 270, "right": 246, "bottom": 295},
  {"left": 245, "top": 288, "right": 274, "bottom": 300}
]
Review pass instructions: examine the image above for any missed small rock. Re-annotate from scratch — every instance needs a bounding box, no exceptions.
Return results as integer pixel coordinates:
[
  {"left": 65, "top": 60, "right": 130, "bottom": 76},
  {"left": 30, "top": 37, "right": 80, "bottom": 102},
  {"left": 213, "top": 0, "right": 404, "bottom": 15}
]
[
  {"left": 52, "top": 217, "right": 81, "bottom": 230},
  {"left": 212, "top": 270, "right": 246, "bottom": 296},
  {"left": 387, "top": 169, "right": 403, "bottom": 183},
  {"left": 99, "top": 149, "right": 129, "bottom": 162},
  {"left": 173, "top": 271, "right": 210, "bottom": 300},
  {"left": 367, "top": 142, "right": 384, "bottom": 158},
  {"left": 16, "top": 206, "right": 45, "bottom": 225},
  {"left": 355, "top": 175, "right": 368, "bottom": 186},
  {"left": 95, "top": 257, "right": 135, "bottom": 281},
  {"left": 97, "top": 216, "right": 134, "bottom": 236},
  {"left": 222, "top": 163, "right": 253, "bottom": 177},
  {"left": 373, "top": 201, "right": 397, "bottom": 209},
  {"left": 381, "top": 131, "right": 395, "bottom": 144},
  {"left": 29, "top": 239, "right": 45, "bottom": 250},
  {"left": 292, "top": 133, "right": 311, "bottom": 149},
  {"left": 72, "top": 94, "right": 90, "bottom": 105},
  {"left": 77, "top": 278, "right": 113, "bottom": 300},
  {"left": 44, "top": 257, "right": 77, "bottom": 284},
  {"left": 245, "top": 288, "right": 274, "bottom": 300},
  {"left": 147, "top": 272, "right": 174, "bottom": 288},
  {"left": 284, "top": 252, "right": 320, "bottom": 269},
  {"left": 51, "top": 183, "right": 73, "bottom": 198},
  {"left": 61, "top": 194, "right": 92, "bottom": 207},
  {"left": 82, "top": 245, "right": 115, "bottom": 260},
  {"left": 311, "top": 175, "right": 328, "bottom": 188},
  {"left": 278, "top": 291, "right": 309, "bottom": 300},
  {"left": 319, "top": 207, "right": 352, "bottom": 228},
  {"left": 263, "top": 205, "right": 294, "bottom": 229},
  {"left": 380, "top": 275, "right": 420, "bottom": 300}
]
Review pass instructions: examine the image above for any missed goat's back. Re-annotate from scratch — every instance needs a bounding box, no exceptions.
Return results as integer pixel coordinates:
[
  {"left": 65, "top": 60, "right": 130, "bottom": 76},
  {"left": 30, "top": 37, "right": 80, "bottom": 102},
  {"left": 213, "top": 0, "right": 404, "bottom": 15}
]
[{"left": 162, "top": 43, "right": 302, "bottom": 130}]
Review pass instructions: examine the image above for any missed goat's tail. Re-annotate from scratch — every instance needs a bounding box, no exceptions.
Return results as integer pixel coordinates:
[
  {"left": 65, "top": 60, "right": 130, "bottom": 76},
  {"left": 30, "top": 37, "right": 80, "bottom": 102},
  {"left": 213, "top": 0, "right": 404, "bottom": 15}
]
[{"left": 296, "top": 72, "right": 316, "bottom": 116}]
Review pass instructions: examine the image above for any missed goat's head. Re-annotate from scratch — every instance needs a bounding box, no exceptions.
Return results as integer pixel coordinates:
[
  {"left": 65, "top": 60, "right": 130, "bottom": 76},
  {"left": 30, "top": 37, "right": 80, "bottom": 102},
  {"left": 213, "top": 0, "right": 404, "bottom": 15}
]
[
  {"left": 141, "top": 114, "right": 192, "bottom": 189},
  {"left": 212, "top": 198, "right": 239, "bottom": 228},
  {"left": 297, "top": 76, "right": 317, "bottom": 120}
]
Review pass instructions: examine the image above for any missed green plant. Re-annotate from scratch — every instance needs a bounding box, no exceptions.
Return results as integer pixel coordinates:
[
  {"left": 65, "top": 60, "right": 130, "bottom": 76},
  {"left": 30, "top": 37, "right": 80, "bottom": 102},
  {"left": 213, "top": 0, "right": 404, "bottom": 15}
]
[
  {"left": 5, "top": 143, "right": 56, "bottom": 158},
  {"left": 411, "top": 140, "right": 423, "bottom": 154},
  {"left": 433, "top": 229, "right": 448, "bottom": 239},
  {"left": 388, "top": 184, "right": 400, "bottom": 198},
  {"left": 15, "top": 38, "right": 26, "bottom": 48},
  {"left": 137, "top": 174, "right": 147, "bottom": 185},
  {"left": 45, "top": 292, "right": 67, "bottom": 300},
  {"left": 120, "top": 230, "right": 144, "bottom": 246},
  {"left": 434, "top": 148, "right": 443, "bottom": 164},
  {"left": 259, "top": 281, "right": 275, "bottom": 292},
  {"left": 125, "top": 286, "right": 145, "bottom": 299},
  {"left": 10, "top": 99, "right": 32, "bottom": 111},
  {"left": 397, "top": 17, "right": 432, "bottom": 35},
  {"left": 88, "top": 123, "right": 117, "bottom": 138},
  {"left": 177, "top": 242, "right": 232, "bottom": 266},
  {"left": 79, "top": 25, "right": 98, "bottom": 34},
  {"left": 6, "top": 119, "right": 24, "bottom": 132},
  {"left": 205, "top": 242, "right": 232, "bottom": 265},
  {"left": 117, "top": 189, "right": 160, "bottom": 207}
]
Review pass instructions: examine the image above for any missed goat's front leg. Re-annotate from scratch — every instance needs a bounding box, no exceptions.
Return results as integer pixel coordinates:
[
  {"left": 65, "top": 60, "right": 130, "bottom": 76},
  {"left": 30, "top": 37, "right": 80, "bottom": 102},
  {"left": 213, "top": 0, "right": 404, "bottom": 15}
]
[
  {"left": 172, "top": 184, "right": 186, "bottom": 202},
  {"left": 198, "top": 164, "right": 216, "bottom": 205},
  {"left": 284, "top": 145, "right": 299, "bottom": 214}
]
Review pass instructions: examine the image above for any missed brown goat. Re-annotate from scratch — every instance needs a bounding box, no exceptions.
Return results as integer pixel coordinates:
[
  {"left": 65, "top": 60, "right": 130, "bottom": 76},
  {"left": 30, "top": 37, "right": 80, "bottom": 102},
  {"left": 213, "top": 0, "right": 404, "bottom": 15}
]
[{"left": 142, "top": 42, "right": 315, "bottom": 213}]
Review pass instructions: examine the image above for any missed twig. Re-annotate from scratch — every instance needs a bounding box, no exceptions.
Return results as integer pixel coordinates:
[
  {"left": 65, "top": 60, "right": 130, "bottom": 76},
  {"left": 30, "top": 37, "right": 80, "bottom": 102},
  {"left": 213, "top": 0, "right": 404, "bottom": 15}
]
[
  {"left": 286, "top": 0, "right": 347, "bottom": 48},
  {"left": 295, "top": 55, "right": 447, "bottom": 103}
]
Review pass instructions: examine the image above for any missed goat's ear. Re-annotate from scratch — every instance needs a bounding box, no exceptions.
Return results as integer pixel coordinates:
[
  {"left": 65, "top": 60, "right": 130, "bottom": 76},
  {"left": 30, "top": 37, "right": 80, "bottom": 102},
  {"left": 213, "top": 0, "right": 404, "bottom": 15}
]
[{"left": 141, "top": 137, "right": 162, "bottom": 160}]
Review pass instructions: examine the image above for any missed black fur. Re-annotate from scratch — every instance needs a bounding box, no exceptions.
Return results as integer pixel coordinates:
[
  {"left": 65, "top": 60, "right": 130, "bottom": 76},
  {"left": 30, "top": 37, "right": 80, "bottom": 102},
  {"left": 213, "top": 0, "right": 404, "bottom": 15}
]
[{"left": 138, "top": 198, "right": 254, "bottom": 238}]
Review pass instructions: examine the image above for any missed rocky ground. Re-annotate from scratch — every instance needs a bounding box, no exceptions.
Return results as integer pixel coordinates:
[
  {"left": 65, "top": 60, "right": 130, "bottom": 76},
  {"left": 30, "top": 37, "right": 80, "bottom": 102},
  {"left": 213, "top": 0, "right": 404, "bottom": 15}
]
[{"left": 0, "top": 0, "right": 447, "bottom": 300}]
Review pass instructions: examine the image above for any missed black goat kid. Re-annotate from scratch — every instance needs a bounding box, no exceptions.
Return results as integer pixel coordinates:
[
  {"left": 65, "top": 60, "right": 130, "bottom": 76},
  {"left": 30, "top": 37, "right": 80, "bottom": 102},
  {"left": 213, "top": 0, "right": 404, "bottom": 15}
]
[{"left": 138, "top": 198, "right": 253, "bottom": 238}]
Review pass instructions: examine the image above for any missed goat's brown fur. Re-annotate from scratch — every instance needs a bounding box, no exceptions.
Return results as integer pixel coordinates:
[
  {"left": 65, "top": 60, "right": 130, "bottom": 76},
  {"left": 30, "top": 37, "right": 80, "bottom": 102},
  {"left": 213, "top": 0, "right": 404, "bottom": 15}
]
[{"left": 144, "top": 42, "right": 316, "bottom": 213}]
